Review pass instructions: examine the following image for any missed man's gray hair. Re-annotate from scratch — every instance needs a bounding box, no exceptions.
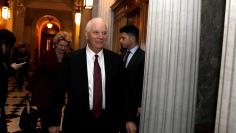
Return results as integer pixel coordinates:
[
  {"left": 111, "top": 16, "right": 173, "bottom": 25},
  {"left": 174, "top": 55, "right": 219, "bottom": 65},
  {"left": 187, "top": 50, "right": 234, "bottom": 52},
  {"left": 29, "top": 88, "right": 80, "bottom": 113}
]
[{"left": 85, "top": 17, "right": 107, "bottom": 32}]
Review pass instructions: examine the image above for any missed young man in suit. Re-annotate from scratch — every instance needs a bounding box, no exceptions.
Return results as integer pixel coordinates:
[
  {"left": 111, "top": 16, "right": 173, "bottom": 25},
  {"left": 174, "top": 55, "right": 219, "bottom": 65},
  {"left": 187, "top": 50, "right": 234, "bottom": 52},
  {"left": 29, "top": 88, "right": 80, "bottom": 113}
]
[
  {"left": 120, "top": 25, "right": 145, "bottom": 133},
  {"left": 48, "top": 18, "right": 127, "bottom": 133}
]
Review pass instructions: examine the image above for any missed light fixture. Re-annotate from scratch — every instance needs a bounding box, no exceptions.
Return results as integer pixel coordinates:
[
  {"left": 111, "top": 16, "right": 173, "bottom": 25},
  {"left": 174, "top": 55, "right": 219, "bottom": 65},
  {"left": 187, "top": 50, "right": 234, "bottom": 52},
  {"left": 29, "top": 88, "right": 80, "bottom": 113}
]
[
  {"left": 83, "top": 0, "right": 93, "bottom": 9},
  {"left": 2, "top": 0, "right": 10, "bottom": 19},
  {"left": 47, "top": 22, "right": 53, "bottom": 28},
  {"left": 46, "top": 17, "right": 53, "bottom": 28},
  {"left": 75, "top": 12, "right": 81, "bottom": 25}
]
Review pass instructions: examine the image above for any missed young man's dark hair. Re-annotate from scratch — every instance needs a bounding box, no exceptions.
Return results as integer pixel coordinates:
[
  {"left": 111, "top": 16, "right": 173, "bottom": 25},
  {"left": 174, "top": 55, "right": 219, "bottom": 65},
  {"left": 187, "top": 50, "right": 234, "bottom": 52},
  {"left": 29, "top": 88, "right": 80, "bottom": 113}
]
[{"left": 119, "top": 25, "right": 139, "bottom": 41}]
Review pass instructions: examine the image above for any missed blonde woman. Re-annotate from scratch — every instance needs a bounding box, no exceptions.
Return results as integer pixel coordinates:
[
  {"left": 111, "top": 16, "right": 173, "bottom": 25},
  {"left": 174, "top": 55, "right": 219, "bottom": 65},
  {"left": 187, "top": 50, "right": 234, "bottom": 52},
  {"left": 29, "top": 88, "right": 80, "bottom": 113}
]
[
  {"left": 27, "top": 31, "right": 71, "bottom": 133},
  {"left": 53, "top": 31, "right": 72, "bottom": 62}
]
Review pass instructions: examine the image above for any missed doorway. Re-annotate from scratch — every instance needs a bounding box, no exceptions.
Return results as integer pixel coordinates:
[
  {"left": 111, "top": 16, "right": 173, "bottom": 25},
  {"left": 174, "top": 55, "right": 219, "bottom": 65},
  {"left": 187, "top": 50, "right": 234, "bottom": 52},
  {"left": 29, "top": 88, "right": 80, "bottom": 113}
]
[{"left": 40, "top": 25, "right": 59, "bottom": 62}]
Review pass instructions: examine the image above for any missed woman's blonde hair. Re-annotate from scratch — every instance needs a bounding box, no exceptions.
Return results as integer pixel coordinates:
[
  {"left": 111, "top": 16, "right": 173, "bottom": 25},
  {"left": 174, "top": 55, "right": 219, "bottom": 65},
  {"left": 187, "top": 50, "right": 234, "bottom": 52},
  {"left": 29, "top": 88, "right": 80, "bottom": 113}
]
[{"left": 53, "top": 31, "right": 71, "bottom": 46}]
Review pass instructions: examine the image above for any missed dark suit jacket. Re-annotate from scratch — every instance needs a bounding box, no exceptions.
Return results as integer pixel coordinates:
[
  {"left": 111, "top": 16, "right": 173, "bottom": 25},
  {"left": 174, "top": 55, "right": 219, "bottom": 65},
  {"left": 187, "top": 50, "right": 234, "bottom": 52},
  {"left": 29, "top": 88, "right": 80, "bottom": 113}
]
[
  {"left": 48, "top": 48, "right": 126, "bottom": 132},
  {"left": 124, "top": 47, "right": 145, "bottom": 122}
]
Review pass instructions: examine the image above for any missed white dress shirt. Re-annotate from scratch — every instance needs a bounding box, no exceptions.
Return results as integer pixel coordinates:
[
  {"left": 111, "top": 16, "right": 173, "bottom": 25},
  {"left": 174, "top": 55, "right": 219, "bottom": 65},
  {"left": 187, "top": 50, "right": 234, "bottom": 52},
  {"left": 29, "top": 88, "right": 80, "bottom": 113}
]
[{"left": 86, "top": 46, "right": 106, "bottom": 110}]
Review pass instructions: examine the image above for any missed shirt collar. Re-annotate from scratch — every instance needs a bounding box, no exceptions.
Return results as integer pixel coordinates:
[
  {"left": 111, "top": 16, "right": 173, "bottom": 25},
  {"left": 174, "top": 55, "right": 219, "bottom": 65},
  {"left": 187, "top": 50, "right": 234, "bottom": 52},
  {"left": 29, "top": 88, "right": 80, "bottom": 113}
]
[
  {"left": 86, "top": 45, "right": 103, "bottom": 58},
  {"left": 128, "top": 45, "right": 139, "bottom": 54}
]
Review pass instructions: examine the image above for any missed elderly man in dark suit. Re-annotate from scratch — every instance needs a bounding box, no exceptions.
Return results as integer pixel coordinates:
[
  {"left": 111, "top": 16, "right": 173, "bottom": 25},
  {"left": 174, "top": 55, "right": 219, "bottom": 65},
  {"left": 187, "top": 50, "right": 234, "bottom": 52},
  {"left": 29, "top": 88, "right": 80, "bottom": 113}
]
[
  {"left": 119, "top": 25, "right": 145, "bottom": 133},
  {"left": 48, "top": 18, "right": 127, "bottom": 133}
]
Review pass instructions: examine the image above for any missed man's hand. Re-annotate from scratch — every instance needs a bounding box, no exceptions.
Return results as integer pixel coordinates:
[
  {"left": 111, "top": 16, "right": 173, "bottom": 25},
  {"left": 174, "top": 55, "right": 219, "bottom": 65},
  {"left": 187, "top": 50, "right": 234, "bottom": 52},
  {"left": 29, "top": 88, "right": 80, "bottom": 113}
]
[
  {"left": 48, "top": 126, "right": 60, "bottom": 133},
  {"left": 126, "top": 121, "right": 137, "bottom": 133}
]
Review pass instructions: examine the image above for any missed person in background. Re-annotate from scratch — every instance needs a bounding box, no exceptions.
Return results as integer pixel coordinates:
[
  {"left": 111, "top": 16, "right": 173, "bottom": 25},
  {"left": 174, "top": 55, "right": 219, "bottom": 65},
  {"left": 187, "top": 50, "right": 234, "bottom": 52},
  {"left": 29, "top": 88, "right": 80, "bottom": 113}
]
[
  {"left": 27, "top": 31, "right": 71, "bottom": 133},
  {"left": 0, "top": 29, "right": 23, "bottom": 133},
  {"left": 47, "top": 17, "right": 127, "bottom": 133},
  {"left": 12, "top": 42, "right": 31, "bottom": 89},
  {"left": 119, "top": 25, "right": 145, "bottom": 133}
]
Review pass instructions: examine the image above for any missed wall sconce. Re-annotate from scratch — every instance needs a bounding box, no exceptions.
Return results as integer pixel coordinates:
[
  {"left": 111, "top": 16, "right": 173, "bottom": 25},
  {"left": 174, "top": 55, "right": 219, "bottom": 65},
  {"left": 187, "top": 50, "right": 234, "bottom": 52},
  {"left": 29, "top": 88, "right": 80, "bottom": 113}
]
[
  {"left": 75, "top": 12, "right": 81, "bottom": 25},
  {"left": 2, "top": 0, "right": 10, "bottom": 19},
  {"left": 83, "top": 0, "right": 93, "bottom": 9}
]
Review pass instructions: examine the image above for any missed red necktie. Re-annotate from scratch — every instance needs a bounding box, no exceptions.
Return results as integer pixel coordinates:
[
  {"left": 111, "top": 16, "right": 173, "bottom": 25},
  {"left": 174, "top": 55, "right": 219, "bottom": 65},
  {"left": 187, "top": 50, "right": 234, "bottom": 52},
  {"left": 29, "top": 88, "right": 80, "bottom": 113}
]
[{"left": 93, "top": 55, "right": 102, "bottom": 117}]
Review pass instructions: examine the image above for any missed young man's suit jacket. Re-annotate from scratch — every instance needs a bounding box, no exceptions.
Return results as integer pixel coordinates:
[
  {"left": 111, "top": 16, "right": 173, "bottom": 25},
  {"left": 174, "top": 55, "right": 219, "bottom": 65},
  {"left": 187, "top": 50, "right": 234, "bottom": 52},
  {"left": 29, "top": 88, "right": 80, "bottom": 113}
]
[{"left": 124, "top": 47, "right": 145, "bottom": 122}]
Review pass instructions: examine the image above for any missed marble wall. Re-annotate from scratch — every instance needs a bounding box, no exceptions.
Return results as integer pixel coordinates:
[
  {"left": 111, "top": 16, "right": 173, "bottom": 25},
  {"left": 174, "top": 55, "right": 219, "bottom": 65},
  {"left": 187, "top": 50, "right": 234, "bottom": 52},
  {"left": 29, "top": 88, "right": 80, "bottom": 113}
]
[{"left": 195, "top": 0, "right": 225, "bottom": 132}]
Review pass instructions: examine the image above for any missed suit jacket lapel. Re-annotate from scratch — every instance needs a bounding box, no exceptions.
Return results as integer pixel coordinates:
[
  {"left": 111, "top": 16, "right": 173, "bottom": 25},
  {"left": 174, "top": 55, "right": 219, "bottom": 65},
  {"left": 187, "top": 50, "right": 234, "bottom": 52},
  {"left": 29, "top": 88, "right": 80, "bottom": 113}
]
[
  {"left": 80, "top": 48, "right": 90, "bottom": 110},
  {"left": 81, "top": 48, "right": 88, "bottom": 83},
  {"left": 127, "top": 48, "right": 141, "bottom": 68},
  {"left": 103, "top": 49, "right": 110, "bottom": 106}
]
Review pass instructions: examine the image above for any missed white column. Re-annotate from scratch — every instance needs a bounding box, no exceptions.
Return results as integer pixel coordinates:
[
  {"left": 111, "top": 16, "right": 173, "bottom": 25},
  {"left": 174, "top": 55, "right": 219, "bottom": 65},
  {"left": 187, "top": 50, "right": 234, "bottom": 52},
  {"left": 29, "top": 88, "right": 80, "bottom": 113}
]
[
  {"left": 140, "top": 0, "right": 201, "bottom": 132},
  {"left": 214, "top": 0, "right": 236, "bottom": 133},
  {"left": 92, "top": 0, "right": 115, "bottom": 50}
]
